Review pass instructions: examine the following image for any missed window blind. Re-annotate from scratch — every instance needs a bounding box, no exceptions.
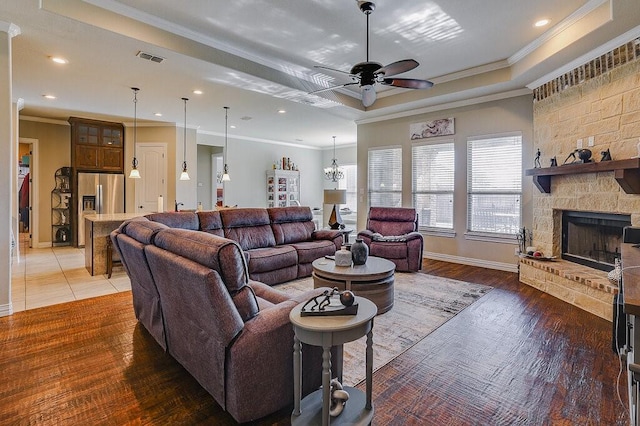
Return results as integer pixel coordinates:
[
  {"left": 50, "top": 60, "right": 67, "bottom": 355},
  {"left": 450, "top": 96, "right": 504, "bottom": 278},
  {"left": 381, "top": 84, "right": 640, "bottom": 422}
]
[
  {"left": 368, "top": 147, "right": 402, "bottom": 208},
  {"left": 467, "top": 133, "right": 522, "bottom": 234},
  {"left": 412, "top": 141, "right": 454, "bottom": 229}
]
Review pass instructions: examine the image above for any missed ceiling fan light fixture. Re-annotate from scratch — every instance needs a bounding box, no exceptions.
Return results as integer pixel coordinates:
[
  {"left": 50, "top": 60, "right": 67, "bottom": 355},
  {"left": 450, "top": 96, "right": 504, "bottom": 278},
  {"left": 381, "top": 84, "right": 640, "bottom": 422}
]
[{"left": 361, "top": 84, "right": 376, "bottom": 107}]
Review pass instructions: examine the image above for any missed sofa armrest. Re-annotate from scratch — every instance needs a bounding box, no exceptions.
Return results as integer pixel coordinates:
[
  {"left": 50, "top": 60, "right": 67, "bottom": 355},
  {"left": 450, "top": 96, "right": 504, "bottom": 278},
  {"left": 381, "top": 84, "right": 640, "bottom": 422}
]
[
  {"left": 312, "top": 229, "right": 343, "bottom": 249},
  {"left": 403, "top": 231, "right": 424, "bottom": 242},
  {"left": 357, "top": 229, "right": 375, "bottom": 245}
]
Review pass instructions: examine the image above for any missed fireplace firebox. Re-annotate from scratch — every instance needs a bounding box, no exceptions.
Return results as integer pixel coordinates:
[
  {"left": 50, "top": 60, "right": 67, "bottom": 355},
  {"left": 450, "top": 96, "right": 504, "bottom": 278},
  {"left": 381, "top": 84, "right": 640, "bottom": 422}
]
[{"left": 561, "top": 210, "right": 631, "bottom": 272}]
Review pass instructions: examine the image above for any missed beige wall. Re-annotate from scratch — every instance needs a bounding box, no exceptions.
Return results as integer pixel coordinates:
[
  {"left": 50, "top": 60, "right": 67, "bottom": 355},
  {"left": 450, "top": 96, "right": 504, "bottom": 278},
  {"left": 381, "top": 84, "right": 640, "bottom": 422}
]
[
  {"left": 18, "top": 119, "right": 70, "bottom": 246},
  {"left": 532, "top": 58, "right": 640, "bottom": 255},
  {"left": 357, "top": 95, "right": 534, "bottom": 269}
]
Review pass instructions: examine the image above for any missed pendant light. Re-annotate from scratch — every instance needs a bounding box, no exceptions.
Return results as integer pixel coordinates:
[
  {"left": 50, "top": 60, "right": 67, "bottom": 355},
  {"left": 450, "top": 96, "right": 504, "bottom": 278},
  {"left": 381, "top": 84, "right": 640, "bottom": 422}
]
[
  {"left": 128, "top": 87, "right": 141, "bottom": 179},
  {"left": 179, "top": 97, "right": 190, "bottom": 181},
  {"left": 324, "top": 136, "right": 344, "bottom": 182},
  {"left": 221, "top": 106, "right": 231, "bottom": 182}
]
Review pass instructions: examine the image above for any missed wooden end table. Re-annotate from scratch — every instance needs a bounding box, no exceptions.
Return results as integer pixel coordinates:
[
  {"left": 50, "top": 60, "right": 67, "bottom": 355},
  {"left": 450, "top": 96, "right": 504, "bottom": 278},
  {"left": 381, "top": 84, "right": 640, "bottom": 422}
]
[
  {"left": 312, "top": 256, "right": 396, "bottom": 314},
  {"left": 290, "top": 297, "right": 377, "bottom": 426}
]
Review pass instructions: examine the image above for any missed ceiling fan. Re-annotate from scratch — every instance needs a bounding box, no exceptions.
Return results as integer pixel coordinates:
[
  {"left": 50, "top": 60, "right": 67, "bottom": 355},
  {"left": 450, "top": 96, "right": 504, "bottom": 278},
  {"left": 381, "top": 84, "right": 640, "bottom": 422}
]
[{"left": 311, "top": 0, "right": 434, "bottom": 107}]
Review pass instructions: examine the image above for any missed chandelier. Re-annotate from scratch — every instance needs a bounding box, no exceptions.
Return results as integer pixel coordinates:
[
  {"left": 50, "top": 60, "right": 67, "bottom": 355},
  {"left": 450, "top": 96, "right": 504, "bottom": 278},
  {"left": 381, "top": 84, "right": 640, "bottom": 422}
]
[{"left": 324, "top": 136, "right": 344, "bottom": 182}]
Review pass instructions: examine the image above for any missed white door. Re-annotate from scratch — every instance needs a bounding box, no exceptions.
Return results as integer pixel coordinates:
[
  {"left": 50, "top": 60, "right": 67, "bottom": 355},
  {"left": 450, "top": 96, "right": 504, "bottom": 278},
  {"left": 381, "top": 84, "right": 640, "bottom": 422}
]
[{"left": 135, "top": 143, "right": 167, "bottom": 213}]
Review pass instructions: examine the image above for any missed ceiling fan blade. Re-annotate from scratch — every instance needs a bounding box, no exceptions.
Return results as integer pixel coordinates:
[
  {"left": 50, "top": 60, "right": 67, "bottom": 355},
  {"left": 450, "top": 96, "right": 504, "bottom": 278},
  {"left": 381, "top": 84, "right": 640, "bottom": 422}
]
[
  {"left": 376, "top": 59, "right": 419, "bottom": 77},
  {"left": 314, "top": 65, "right": 354, "bottom": 76},
  {"left": 382, "top": 78, "right": 434, "bottom": 89},
  {"left": 308, "top": 82, "right": 359, "bottom": 95}
]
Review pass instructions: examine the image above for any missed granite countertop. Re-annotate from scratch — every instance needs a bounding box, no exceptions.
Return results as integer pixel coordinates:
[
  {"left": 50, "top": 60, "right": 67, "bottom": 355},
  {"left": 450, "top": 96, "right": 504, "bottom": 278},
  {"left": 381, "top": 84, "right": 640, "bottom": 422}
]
[{"left": 83, "top": 213, "right": 146, "bottom": 222}]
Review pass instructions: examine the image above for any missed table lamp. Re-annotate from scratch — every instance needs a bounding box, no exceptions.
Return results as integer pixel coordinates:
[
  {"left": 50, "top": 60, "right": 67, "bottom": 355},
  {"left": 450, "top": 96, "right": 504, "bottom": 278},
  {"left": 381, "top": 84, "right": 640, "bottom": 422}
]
[{"left": 324, "top": 189, "right": 347, "bottom": 229}]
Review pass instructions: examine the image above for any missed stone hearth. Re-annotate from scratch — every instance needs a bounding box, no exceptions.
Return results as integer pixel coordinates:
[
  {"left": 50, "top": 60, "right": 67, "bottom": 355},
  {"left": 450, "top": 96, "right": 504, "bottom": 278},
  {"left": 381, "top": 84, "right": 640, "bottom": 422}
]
[{"left": 519, "top": 257, "right": 616, "bottom": 321}]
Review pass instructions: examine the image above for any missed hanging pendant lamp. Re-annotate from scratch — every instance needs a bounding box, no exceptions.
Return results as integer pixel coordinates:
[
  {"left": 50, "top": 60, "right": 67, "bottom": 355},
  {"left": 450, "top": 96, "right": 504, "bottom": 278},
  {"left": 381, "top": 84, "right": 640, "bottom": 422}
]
[
  {"left": 221, "top": 106, "right": 230, "bottom": 182},
  {"left": 324, "top": 136, "right": 344, "bottom": 182},
  {"left": 128, "top": 87, "right": 141, "bottom": 179},
  {"left": 179, "top": 97, "right": 190, "bottom": 181}
]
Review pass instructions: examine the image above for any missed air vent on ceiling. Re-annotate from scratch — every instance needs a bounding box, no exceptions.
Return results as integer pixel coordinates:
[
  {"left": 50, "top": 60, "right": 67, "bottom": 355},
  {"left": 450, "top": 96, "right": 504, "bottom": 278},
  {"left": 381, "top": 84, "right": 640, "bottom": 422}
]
[
  {"left": 240, "top": 116, "right": 253, "bottom": 121},
  {"left": 136, "top": 51, "right": 165, "bottom": 63}
]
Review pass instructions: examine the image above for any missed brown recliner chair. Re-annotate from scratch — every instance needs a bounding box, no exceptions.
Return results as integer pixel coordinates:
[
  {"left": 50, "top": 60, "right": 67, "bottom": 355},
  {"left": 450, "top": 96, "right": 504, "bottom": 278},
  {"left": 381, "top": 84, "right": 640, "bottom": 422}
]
[{"left": 357, "top": 207, "right": 424, "bottom": 272}]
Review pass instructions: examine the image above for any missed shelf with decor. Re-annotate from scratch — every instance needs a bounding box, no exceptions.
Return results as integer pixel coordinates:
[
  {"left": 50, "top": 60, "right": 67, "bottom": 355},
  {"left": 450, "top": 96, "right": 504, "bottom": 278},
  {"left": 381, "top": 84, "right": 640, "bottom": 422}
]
[
  {"left": 51, "top": 167, "right": 72, "bottom": 246},
  {"left": 525, "top": 158, "right": 640, "bottom": 194},
  {"left": 267, "top": 170, "right": 300, "bottom": 208}
]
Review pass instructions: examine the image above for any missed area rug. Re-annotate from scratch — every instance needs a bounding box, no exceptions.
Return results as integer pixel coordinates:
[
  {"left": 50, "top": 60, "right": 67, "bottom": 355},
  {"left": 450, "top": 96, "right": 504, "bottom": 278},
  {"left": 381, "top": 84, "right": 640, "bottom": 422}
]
[{"left": 276, "top": 272, "right": 492, "bottom": 386}]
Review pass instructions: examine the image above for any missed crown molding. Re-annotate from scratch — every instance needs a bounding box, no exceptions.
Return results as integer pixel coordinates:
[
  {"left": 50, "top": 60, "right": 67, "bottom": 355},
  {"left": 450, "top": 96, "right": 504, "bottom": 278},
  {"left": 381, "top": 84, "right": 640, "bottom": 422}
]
[
  {"left": 19, "top": 115, "right": 69, "bottom": 126},
  {"left": 527, "top": 25, "right": 640, "bottom": 89},
  {"left": 355, "top": 89, "right": 531, "bottom": 125},
  {"left": 509, "top": 0, "right": 610, "bottom": 65},
  {"left": 0, "top": 21, "right": 21, "bottom": 38}
]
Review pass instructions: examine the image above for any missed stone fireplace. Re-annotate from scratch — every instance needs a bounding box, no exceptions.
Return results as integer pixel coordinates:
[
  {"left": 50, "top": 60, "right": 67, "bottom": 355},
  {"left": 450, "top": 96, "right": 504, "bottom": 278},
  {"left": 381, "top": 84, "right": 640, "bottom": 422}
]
[
  {"left": 520, "top": 48, "right": 640, "bottom": 321},
  {"left": 561, "top": 210, "right": 630, "bottom": 271}
]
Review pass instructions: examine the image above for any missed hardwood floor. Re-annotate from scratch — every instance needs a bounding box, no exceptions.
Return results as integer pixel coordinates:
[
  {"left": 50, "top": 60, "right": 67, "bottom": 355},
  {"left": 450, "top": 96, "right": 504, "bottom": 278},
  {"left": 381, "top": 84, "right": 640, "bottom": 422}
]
[{"left": 0, "top": 260, "right": 628, "bottom": 425}]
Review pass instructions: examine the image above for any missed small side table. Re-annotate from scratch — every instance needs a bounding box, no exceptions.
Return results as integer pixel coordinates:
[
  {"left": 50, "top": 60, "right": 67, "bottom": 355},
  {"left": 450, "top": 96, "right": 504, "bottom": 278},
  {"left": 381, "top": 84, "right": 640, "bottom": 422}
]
[
  {"left": 322, "top": 227, "right": 354, "bottom": 245},
  {"left": 290, "top": 297, "right": 377, "bottom": 425}
]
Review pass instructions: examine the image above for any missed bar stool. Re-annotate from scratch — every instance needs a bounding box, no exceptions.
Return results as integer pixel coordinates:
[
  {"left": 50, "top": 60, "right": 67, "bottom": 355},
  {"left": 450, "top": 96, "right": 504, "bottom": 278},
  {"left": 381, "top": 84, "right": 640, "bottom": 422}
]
[{"left": 106, "top": 236, "right": 122, "bottom": 278}]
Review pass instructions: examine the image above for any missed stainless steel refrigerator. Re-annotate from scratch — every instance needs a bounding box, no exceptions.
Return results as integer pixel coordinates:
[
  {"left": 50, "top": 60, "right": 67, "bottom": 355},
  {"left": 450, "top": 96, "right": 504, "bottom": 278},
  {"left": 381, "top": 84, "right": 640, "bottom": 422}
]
[{"left": 77, "top": 172, "right": 125, "bottom": 246}]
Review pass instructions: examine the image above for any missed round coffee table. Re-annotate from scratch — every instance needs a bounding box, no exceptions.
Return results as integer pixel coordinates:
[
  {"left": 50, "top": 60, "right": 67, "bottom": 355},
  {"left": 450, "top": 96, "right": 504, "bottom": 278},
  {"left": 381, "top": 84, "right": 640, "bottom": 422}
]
[{"left": 312, "top": 256, "right": 396, "bottom": 314}]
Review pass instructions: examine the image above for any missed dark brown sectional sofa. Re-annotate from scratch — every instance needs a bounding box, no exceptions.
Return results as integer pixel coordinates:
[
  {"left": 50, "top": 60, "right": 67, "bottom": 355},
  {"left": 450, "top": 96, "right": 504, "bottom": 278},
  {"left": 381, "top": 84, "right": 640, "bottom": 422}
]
[
  {"left": 110, "top": 206, "right": 341, "bottom": 422},
  {"left": 146, "top": 206, "right": 343, "bottom": 285}
]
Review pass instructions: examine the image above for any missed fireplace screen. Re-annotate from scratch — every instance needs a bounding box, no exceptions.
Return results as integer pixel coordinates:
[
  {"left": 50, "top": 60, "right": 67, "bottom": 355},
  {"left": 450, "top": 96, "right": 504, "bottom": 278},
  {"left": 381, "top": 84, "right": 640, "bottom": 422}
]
[{"left": 561, "top": 210, "right": 631, "bottom": 272}]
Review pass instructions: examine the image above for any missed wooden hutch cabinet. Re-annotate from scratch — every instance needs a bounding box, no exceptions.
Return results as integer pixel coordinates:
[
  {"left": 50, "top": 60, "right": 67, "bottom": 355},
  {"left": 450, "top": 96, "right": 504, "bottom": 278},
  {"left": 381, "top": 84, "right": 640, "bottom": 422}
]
[{"left": 69, "top": 117, "right": 124, "bottom": 172}]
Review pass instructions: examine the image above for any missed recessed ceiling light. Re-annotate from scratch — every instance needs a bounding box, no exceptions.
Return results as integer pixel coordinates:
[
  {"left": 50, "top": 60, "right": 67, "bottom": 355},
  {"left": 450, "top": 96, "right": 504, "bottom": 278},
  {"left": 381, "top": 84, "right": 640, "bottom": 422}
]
[
  {"left": 43, "top": 94, "right": 56, "bottom": 99},
  {"left": 50, "top": 56, "right": 68, "bottom": 64},
  {"left": 193, "top": 90, "right": 203, "bottom": 95},
  {"left": 230, "top": 125, "right": 236, "bottom": 129},
  {"left": 534, "top": 19, "right": 550, "bottom": 27},
  {"left": 277, "top": 109, "right": 286, "bottom": 114},
  {"left": 154, "top": 112, "right": 163, "bottom": 117}
]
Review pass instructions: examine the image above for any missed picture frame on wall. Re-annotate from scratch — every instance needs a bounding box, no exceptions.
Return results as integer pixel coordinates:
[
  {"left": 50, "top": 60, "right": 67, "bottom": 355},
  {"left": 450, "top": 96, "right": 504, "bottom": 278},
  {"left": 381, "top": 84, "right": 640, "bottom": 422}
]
[{"left": 410, "top": 118, "right": 455, "bottom": 140}]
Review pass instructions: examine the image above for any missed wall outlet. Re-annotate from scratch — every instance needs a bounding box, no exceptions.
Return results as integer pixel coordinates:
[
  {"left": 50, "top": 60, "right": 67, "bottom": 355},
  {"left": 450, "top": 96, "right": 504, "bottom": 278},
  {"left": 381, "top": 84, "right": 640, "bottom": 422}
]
[
  {"left": 588, "top": 136, "right": 594, "bottom": 147},
  {"left": 577, "top": 139, "right": 583, "bottom": 149}
]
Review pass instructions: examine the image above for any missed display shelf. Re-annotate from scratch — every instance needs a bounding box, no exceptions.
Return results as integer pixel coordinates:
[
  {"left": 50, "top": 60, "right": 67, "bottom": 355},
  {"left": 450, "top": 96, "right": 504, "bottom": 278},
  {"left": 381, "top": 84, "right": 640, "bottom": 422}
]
[
  {"left": 267, "top": 169, "right": 300, "bottom": 208},
  {"left": 51, "top": 167, "right": 72, "bottom": 246},
  {"left": 525, "top": 158, "right": 640, "bottom": 194}
]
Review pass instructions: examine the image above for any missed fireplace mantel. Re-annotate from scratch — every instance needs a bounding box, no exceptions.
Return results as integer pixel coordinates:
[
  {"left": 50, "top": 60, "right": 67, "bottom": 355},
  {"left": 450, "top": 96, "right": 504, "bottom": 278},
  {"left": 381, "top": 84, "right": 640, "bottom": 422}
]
[{"left": 525, "top": 158, "right": 640, "bottom": 194}]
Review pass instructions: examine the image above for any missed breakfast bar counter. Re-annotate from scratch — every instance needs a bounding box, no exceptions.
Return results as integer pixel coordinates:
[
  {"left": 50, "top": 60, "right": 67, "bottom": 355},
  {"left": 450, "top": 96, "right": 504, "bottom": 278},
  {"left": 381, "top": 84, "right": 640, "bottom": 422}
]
[{"left": 84, "top": 213, "right": 145, "bottom": 276}]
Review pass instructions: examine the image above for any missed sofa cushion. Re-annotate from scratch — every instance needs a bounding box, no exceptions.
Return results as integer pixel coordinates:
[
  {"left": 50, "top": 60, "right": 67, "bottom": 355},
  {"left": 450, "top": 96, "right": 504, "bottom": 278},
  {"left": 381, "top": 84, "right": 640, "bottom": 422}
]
[
  {"left": 146, "top": 211, "right": 200, "bottom": 230},
  {"left": 290, "top": 240, "right": 336, "bottom": 264},
  {"left": 367, "top": 207, "right": 417, "bottom": 236},
  {"left": 198, "top": 210, "right": 224, "bottom": 237},
  {"left": 154, "top": 228, "right": 249, "bottom": 293},
  {"left": 268, "top": 207, "right": 315, "bottom": 245},
  {"left": 231, "top": 285, "right": 259, "bottom": 322},
  {"left": 246, "top": 245, "right": 297, "bottom": 274},
  {"left": 122, "top": 219, "right": 168, "bottom": 244},
  {"left": 220, "top": 208, "right": 277, "bottom": 250},
  {"left": 369, "top": 241, "right": 409, "bottom": 259}
]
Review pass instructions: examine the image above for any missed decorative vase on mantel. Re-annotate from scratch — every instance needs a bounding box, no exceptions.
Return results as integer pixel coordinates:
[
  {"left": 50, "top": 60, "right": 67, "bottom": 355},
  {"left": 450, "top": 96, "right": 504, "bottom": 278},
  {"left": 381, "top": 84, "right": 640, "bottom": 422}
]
[{"left": 351, "top": 238, "right": 369, "bottom": 265}]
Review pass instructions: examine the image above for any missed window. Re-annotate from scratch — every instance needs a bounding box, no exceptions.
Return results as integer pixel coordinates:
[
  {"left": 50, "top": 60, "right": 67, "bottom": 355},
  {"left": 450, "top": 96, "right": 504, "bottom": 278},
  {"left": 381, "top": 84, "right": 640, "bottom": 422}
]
[
  {"left": 368, "top": 147, "right": 402, "bottom": 207},
  {"left": 338, "top": 164, "right": 357, "bottom": 225},
  {"left": 412, "top": 141, "right": 454, "bottom": 230},
  {"left": 467, "top": 133, "right": 522, "bottom": 235}
]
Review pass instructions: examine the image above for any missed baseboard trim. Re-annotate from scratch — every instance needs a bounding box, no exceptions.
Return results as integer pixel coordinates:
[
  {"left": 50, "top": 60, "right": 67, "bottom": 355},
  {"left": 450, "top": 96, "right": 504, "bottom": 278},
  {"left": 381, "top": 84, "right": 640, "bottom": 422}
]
[
  {"left": 424, "top": 252, "right": 519, "bottom": 273},
  {"left": 0, "top": 302, "right": 13, "bottom": 317}
]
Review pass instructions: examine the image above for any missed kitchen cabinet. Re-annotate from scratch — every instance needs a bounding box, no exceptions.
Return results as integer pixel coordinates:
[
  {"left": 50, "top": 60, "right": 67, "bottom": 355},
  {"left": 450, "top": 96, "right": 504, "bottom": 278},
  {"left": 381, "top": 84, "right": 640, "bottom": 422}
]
[{"left": 69, "top": 117, "right": 124, "bottom": 172}]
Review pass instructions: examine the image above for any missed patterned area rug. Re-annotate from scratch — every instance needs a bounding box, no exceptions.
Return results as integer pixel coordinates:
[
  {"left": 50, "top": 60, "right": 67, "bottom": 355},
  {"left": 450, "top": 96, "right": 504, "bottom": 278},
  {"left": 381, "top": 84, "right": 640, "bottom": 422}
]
[{"left": 276, "top": 272, "right": 492, "bottom": 386}]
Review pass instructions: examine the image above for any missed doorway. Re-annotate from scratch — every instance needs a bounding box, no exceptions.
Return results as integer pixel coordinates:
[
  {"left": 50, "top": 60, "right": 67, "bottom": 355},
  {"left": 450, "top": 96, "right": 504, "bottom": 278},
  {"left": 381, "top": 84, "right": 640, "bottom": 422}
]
[{"left": 18, "top": 137, "right": 38, "bottom": 249}]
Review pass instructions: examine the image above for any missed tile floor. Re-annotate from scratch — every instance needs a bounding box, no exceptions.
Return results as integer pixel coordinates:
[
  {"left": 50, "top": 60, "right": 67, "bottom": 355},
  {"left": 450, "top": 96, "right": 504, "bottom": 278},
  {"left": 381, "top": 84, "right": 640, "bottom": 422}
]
[{"left": 10, "top": 233, "right": 130, "bottom": 313}]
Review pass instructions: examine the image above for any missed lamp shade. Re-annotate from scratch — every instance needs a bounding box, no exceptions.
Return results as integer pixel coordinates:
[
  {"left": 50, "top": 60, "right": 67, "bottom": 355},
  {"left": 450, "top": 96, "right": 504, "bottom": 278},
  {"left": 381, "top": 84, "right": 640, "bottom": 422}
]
[{"left": 324, "top": 189, "right": 346, "bottom": 205}]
